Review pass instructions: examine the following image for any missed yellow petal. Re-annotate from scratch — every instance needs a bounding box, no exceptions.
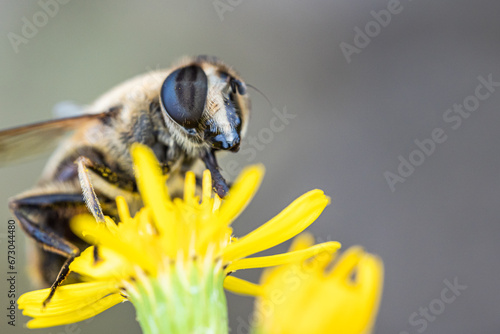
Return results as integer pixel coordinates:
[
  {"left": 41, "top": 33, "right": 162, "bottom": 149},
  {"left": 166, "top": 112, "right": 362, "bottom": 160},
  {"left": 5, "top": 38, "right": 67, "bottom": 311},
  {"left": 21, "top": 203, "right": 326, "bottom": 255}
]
[
  {"left": 317, "top": 250, "right": 384, "bottom": 333},
  {"left": 253, "top": 246, "right": 384, "bottom": 334},
  {"left": 354, "top": 254, "right": 384, "bottom": 333},
  {"left": 18, "top": 281, "right": 125, "bottom": 328},
  {"left": 217, "top": 165, "right": 264, "bottom": 225},
  {"left": 18, "top": 281, "right": 116, "bottom": 308},
  {"left": 184, "top": 171, "right": 197, "bottom": 206},
  {"left": 71, "top": 246, "right": 134, "bottom": 280},
  {"left": 202, "top": 169, "right": 212, "bottom": 204},
  {"left": 223, "top": 276, "right": 263, "bottom": 296},
  {"left": 71, "top": 214, "right": 157, "bottom": 273},
  {"left": 226, "top": 241, "right": 341, "bottom": 272},
  {"left": 116, "top": 195, "right": 133, "bottom": 225},
  {"left": 223, "top": 190, "right": 330, "bottom": 262},
  {"left": 26, "top": 294, "right": 125, "bottom": 328},
  {"left": 327, "top": 246, "right": 364, "bottom": 281},
  {"left": 131, "top": 144, "right": 175, "bottom": 243},
  {"left": 289, "top": 232, "right": 315, "bottom": 251},
  {"left": 199, "top": 165, "right": 264, "bottom": 245}
]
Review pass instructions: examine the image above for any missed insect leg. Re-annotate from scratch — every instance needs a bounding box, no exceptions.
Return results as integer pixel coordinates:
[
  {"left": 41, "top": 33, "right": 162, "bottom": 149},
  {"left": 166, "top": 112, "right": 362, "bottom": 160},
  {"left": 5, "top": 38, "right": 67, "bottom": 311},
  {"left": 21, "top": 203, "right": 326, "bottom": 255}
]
[
  {"left": 201, "top": 149, "right": 229, "bottom": 198},
  {"left": 75, "top": 156, "right": 137, "bottom": 193},
  {"left": 71, "top": 153, "right": 141, "bottom": 217},
  {"left": 76, "top": 157, "right": 105, "bottom": 223},
  {"left": 75, "top": 156, "right": 106, "bottom": 264},
  {"left": 74, "top": 154, "right": 141, "bottom": 261},
  {"left": 9, "top": 194, "right": 85, "bottom": 306}
]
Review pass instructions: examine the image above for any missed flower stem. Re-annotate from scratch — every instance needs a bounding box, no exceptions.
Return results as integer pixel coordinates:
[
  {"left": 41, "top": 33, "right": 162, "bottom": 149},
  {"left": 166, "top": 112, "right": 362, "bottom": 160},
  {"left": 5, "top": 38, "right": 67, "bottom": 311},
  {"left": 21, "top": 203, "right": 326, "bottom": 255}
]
[{"left": 127, "top": 263, "right": 228, "bottom": 334}]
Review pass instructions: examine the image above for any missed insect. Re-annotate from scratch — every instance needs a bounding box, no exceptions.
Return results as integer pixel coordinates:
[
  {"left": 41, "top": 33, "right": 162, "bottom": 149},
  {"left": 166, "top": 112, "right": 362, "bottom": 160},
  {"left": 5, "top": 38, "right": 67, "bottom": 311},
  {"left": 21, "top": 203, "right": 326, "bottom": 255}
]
[{"left": 0, "top": 55, "right": 250, "bottom": 303}]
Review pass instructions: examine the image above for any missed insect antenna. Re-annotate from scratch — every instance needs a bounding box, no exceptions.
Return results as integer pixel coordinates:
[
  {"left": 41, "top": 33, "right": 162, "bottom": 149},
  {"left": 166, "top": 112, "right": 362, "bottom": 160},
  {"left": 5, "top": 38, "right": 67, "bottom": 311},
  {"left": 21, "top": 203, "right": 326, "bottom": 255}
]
[{"left": 246, "top": 83, "right": 274, "bottom": 110}]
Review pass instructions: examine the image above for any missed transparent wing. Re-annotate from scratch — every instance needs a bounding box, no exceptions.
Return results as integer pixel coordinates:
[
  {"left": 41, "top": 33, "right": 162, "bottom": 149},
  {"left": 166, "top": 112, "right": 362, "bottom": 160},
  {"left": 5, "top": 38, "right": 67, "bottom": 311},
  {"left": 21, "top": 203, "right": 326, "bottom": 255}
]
[
  {"left": 0, "top": 113, "right": 106, "bottom": 167},
  {"left": 52, "top": 100, "right": 87, "bottom": 118}
]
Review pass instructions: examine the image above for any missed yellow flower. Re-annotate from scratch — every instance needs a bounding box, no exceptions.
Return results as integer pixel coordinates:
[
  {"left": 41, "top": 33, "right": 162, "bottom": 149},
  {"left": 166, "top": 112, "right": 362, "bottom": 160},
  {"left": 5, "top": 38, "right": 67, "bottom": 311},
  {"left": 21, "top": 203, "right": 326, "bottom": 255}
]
[
  {"left": 18, "top": 144, "right": 338, "bottom": 333},
  {"left": 251, "top": 233, "right": 384, "bottom": 334}
]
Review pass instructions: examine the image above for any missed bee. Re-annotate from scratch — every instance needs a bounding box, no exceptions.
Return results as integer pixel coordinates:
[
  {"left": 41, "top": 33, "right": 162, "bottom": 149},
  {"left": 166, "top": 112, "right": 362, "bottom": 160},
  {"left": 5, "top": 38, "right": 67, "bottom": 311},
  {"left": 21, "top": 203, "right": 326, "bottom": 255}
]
[{"left": 1, "top": 55, "right": 250, "bottom": 302}]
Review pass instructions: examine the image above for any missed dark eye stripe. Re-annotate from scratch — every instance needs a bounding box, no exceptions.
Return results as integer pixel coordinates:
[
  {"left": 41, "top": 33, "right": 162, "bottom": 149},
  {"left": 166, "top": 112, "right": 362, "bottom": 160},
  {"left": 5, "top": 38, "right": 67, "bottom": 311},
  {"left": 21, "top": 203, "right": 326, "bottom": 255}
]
[{"left": 160, "top": 65, "right": 208, "bottom": 129}]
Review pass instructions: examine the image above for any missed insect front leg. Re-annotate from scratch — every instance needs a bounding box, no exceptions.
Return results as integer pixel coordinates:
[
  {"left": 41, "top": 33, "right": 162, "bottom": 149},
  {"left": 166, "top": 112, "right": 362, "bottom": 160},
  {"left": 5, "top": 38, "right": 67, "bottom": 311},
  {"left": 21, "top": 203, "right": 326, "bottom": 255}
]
[
  {"left": 75, "top": 155, "right": 137, "bottom": 193},
  {"left": 73, "top": 155, "right": 142, "bottom": 217},
  {"left": 74, "top": 154, "right": 142, "bottom": 263},
  {"left": 74, "top": 156, "right": 115, "bottom": 265},
  {"left": 201, "top": 149, "right": 229, "bottom": 198}
]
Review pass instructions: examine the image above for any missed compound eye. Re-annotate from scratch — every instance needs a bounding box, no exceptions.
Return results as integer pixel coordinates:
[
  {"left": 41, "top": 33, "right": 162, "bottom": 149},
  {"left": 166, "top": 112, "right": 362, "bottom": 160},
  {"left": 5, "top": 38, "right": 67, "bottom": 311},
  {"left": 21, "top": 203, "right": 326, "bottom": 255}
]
[{"left": 160, "top": 65, "right": 208, "bottom": 129}]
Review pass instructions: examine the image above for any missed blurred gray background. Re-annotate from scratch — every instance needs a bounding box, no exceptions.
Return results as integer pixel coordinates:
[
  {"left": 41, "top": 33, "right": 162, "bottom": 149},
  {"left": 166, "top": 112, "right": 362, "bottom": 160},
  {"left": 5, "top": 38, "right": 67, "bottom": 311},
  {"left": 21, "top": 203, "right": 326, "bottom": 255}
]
[{"left": 1, "top": 0, "right": 499, "bottom": 333}]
